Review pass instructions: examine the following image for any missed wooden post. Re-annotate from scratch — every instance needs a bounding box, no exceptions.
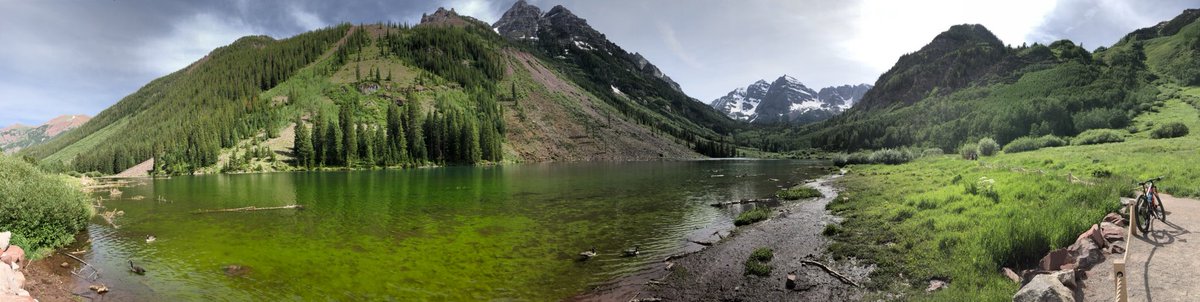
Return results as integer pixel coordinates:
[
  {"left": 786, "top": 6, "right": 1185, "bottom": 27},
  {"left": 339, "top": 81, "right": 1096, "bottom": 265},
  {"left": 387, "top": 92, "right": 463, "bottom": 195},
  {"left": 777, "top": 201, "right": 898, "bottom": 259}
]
[{"left": 1113, "top": 258, "right": 1127, "bottom": 302}]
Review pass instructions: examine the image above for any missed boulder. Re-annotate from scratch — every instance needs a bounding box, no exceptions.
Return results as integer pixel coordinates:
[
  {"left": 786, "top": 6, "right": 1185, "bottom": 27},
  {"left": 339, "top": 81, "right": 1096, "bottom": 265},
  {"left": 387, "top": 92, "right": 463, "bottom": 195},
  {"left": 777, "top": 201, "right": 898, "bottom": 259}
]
[
  {"left": 1099, "top": 222, "right": 1124, "bottom": 242},
  {"left": 0, "top": 246, "right": 23, "bottom": 270},
  {"left": 1038, "top": 249, "right": 1074, "bottom": 271},
  {"left": 1052, "top": 270, "right": 1077, "bottom": 289},
  {"left": 0, "top": 232, "right": 9, "bottom": 251},
  {"left": 1013, "top": 273, "right": 1076, "bottom": 302},
  {"left": 1068, "top": 237, "right": 1104, "bottom": 270},
  {"left": 1075, "top": 224, "right": 1106, "bottom": 248},
  {"left": 1103, "top": 212, "right": 1127, "bottom": 227}
]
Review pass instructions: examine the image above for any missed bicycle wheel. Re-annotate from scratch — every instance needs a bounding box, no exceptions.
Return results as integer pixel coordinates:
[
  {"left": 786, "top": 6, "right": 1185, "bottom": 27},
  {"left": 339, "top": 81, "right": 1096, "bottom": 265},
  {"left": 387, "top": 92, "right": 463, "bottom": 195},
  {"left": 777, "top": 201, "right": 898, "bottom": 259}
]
[
  {"left": 1136, "top": 195, "right": 1152, "bottom": 234},
  {"left": 1156, "top": 196, "right": 1167, "bottom": 222}
]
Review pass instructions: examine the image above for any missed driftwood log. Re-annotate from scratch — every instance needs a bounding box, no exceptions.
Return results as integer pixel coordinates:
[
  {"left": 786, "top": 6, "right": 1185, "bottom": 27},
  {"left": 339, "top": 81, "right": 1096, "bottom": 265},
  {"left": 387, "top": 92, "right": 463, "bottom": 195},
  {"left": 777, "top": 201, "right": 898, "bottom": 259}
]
[
  {"left": 192, "top": 204, "right": 304, "bottom": 214},
  {"left": 800, "top": 260, "right": 859, "bottom": 287},
  {"left": 709, "top": 198, "right": 777, "bottom": 207}
]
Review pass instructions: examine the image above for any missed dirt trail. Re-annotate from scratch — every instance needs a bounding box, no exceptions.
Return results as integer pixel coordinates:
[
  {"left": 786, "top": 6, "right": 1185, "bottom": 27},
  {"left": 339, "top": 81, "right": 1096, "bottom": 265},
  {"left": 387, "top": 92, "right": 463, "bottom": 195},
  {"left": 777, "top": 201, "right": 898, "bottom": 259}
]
[
  {"left": 577, "top": 173, "right": 868, "bottom": 301},
  {"left": 1125, "top": 194, "right": 1199, "bottom": 301},
  {"left": 1084, "top": 194, "right": 1199, "bottom": 301}
]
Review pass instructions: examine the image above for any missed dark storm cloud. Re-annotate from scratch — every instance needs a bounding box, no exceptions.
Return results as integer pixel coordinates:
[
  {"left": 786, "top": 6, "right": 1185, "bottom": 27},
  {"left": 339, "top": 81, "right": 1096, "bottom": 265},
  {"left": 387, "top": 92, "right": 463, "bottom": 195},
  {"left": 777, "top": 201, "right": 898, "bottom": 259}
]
[{"left": 1028, "top": 0, "right": 1200, "bottom": 49}]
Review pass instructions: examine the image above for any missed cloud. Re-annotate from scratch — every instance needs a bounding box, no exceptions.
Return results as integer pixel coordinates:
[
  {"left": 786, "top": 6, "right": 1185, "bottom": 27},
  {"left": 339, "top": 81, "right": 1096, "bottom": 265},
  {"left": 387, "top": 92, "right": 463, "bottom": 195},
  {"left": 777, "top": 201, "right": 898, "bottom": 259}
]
[
  {"left": 840, "top": 0, "right": 1058, "bottom": 72},
  {"left": 1028, "top": 0, "right": 1198, "bottom": 48},
  {"left": 289, "top": 5, "right": 328, "bottom": 30},
  {"left": 442, "top": 0, "right": 502, "bottom": 23},
  {"left": 657, "top": 22, "right": 704, "bottom": 69},
  {"left": 139, "top": 13, "right": 258, "bottom": 76}
]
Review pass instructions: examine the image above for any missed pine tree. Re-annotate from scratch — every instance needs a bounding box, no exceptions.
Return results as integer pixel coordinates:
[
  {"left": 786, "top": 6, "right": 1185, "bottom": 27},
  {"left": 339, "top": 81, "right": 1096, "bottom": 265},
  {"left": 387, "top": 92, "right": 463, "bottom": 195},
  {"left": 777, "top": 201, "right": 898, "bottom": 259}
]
[
  {"left": 327, "top": 118, "right": 342, "bottom": 166},
  {"left": 312, "top": 114, "right": 327, "bottom": 166},
  {"left": 293, "top": 118, "right": 315, "bottom": 169},
  {"left": 405, "top": 101, "right": 426, "bottom": 163},
  {"left": 341, "top": 104, "right": 357, "bottom": 166},
  {"left": 372, "top": 126, "right": 387, "bottom": 166},
  {"left": 386, "top": 104, "right": 408, "bottom": 165},
  {"left": 361, "top": 125, "right": 374, "bottom": 167}
]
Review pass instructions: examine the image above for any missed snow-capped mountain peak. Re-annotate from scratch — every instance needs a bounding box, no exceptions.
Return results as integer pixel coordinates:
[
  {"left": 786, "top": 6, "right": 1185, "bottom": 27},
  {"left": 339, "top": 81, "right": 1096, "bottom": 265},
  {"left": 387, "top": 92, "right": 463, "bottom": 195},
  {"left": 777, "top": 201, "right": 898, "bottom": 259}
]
[{"left": 710, "top": 75, "right": 871, "bottom": 124}]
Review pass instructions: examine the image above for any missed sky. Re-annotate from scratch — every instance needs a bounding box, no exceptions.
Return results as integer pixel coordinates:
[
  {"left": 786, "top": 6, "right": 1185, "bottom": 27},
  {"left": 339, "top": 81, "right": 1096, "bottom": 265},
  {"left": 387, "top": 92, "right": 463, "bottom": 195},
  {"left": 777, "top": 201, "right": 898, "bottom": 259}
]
[{"left": 0, "top": 0, "right": 1196, "bottom": 126}]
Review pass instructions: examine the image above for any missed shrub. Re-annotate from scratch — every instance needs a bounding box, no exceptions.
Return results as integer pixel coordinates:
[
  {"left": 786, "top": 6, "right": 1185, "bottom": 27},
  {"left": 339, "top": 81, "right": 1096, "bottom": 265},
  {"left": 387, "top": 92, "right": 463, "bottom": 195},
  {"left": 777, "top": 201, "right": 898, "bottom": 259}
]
[
  {"left": 977, "top": 138, "right": 999, "bottom": 156},
  {"left": 1151, "top": 122, "right": 1189, "bottom": 139},
  {"left": 923, "top": 148, "right": 945, "bottom": 157},
  {"left": 1002, "top": 135, "right": 1068, "bottom": 153},
  {"left": 744, "top": 258, "right": 772, "bottom": 277},
  {"left": 959, "top": 143, "right": 979, "bottom": 160},
  {"left": 750, "top": 247, "right": 774, "bottom": 262},
  {"left": 0, "top": 154, "right": 93, "bottom": 259},
  {"left": 1072, "top": 129, "right": 1126, "bottom": 145},
  {"left": 822, "top": 224, "right": 842, "bottom": 236},
  {"left": 870, "top": 149, "right": 914, "bottom": 165},
  {"left": 734, "top": 207, "right": 772, "bottom": 226},
  {"left": 778, "top": 186, "right": 822, "bottom": 200},
  {"left": 745, "top": 247, "right": 774, "bottom": 276}
]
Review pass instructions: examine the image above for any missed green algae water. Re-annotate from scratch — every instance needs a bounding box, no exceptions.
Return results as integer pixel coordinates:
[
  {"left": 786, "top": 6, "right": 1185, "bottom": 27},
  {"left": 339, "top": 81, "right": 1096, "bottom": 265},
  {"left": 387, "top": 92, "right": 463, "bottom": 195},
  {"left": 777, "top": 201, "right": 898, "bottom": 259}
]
[{"left": 82, "top": 160, "right": 828, "bottom": 301}]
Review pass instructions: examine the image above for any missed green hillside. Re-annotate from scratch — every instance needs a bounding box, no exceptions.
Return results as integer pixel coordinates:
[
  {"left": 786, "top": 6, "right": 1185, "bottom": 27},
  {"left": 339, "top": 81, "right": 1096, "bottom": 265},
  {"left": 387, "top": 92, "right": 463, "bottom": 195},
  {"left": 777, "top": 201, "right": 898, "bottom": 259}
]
[{"left": 23, "top": 7, "right": 728, "bottom": 175}]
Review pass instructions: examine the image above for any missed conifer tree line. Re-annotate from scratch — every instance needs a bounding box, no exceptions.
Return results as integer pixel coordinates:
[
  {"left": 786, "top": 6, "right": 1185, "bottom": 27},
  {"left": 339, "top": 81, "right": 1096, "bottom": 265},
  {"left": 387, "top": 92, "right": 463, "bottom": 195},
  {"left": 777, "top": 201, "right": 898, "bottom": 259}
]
[
  {"left": 54, "top": 25, "right": 352, "bottom": 174},
  {"left": 293, "top": 97, "right": 504, "bottom": 168}
]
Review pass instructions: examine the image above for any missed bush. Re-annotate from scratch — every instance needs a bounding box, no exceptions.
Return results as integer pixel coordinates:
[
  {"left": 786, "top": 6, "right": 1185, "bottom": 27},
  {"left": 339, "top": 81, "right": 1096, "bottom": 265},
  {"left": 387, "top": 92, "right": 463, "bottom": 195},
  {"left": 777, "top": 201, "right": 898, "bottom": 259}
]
[
  {"left": 959, "top": 143, "right": 978, "bottom": 160},
  {"left": 745, "top": 247, "right": 774, "bottom": 276},
  {"left": 0, "top": 154, "right": 93, "bottom": 259},
  {"left": 734, "top": 207, "right": 772, "bottom": 226},
  {"left": 1073, "top": 129, "right": 1126, "bottom": 145},
  {"left": 778, "top": 186, "right": 822, "bottom": 200},
  {"left": 744, "top": 258, "right": 772, "bottom": 277},
  {"left": 1151, "top": 122, "right": 1189, "bottom": 139},
  {"left": 977, "top": 138, "right": 999, "bottom": 156},
  {"left": 923, "top": 148, "right": 945, "bottom": 157},
  {"left": 750, "top": 247, "right": 774, "bottom": 262},
  {"left": 870, "top": 149, "right": 914, "bottom": 165},
  {"left": 1002, "top": 135, "right": 1068, "bottom": 153}
]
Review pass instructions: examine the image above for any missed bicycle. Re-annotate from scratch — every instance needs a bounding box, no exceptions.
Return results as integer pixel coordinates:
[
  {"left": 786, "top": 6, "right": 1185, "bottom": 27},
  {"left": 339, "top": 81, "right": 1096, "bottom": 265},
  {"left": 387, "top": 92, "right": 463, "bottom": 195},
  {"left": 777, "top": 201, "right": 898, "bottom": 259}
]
[{"left": 1134, "top": 176, "right": 1167, "bottom": 234}]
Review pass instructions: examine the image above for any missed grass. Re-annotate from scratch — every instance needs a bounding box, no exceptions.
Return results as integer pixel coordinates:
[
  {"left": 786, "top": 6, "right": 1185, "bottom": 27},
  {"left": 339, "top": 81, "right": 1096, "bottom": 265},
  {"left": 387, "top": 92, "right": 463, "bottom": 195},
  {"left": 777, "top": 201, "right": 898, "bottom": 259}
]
[
  {"left": 0, "top": 154, "right": 93, "bottom": 259},
  {"left": 734, "top": 207, "right": 772, "bottom": 226},
  {"left": 828, "top": 89, "right": 1200, "bottom": 300},
  {"left": 745, "top": 247, "right": 774, "bottom": 277},
  {"left": 778, "top": 186, "right": 822, "bottom": 200}
]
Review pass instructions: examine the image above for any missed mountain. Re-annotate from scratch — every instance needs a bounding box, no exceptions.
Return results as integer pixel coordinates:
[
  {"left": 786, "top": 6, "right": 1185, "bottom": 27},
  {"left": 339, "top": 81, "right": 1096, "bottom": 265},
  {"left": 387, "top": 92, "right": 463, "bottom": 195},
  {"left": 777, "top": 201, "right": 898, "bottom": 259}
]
[
  {"left": 1, "top": 115, "right": 90, "bottom": 153},
  {"left": 854, "top": 24, "right": 1008, "bottom": 111},
  {"left": 493, "top": 1, "right": 734, "bottom": 139},
  {"left": 792, "top": 17, "right": 1174, "bottom": 152},
  {"left": 24, "top": 3, "right": 741, "bottom": 174},
  {"left": 710, "top": 75, "right": 870, "bottom": 124}
]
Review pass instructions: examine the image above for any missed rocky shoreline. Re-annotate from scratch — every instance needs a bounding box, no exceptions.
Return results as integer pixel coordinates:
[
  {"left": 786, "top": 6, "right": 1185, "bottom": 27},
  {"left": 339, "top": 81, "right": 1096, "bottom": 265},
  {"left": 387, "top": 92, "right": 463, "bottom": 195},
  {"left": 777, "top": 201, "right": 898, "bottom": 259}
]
[{"left": 574, "top": 172, "right": 870, "bottom": 301}]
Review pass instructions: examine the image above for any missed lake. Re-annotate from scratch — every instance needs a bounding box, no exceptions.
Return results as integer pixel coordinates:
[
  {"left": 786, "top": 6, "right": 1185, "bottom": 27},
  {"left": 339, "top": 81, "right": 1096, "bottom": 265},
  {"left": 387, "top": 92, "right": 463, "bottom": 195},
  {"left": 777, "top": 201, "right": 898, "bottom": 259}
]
[{"left": 81, "top": 160, "right": 830, "bottom": 301}]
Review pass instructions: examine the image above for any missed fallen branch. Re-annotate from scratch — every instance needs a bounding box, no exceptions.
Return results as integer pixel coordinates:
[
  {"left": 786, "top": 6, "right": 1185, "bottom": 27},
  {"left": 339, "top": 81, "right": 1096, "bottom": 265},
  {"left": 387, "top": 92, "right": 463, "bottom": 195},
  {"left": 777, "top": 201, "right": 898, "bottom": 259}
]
[
  {"left": 192, "top": 204, "right": 304, "bottom": 214},
  {"left": 710, "top": 198, "right": 776, "bottom": 207},
  {"left": 801, "top": 260, "right": 859, "bottom": 287}
]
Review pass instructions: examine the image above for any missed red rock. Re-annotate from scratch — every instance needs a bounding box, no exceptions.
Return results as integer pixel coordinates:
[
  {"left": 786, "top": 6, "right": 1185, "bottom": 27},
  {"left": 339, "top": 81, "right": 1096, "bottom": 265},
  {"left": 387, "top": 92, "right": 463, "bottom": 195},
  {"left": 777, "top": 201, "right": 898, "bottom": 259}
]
[
  {"left": 0, "top": 246, "right": 23, "bottom": 268},
  {"left": 1038, "top": 248, "right": 1074, "bottom": 271},
  {"left": 1100, "top": 222, "right": 1124, "bottom": 242},
  {"left": 1103, "top": 212, "right": 1127, "bottom": 227}
]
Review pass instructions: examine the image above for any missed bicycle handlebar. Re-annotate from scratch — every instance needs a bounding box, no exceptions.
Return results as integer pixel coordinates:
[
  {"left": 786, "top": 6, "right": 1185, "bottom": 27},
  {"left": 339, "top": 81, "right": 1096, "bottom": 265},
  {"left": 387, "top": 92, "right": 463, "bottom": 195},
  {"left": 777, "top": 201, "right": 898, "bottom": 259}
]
[{"left": 1138, "top": 176, "right": 1164, "bottom": 186}]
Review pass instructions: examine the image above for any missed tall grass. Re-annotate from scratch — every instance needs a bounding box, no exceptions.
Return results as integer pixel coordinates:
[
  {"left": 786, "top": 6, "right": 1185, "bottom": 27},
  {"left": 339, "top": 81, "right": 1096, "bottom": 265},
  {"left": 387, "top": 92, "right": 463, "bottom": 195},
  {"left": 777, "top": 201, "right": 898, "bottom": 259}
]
[
  {"left": 829, "top": 157, "right": 1122, "bottom": 300},
  {"left": 0, "top": 154, "right": 93, "bottom": 258}
]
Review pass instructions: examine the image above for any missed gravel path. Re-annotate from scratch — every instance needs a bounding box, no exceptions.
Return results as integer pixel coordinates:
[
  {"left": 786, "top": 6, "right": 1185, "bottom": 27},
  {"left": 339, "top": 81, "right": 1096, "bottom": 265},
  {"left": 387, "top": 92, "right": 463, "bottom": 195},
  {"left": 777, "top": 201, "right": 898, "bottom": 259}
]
[{"left": 1124, "top": 194, "right": 1199, "bottom": 301}]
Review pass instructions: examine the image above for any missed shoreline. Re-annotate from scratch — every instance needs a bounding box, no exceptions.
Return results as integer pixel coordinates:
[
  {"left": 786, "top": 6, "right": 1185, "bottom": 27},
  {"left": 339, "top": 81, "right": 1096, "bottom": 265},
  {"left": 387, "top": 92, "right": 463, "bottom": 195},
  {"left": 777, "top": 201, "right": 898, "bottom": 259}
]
[{"left": 572, "top": 172, "right": 869, "bottom": 301}]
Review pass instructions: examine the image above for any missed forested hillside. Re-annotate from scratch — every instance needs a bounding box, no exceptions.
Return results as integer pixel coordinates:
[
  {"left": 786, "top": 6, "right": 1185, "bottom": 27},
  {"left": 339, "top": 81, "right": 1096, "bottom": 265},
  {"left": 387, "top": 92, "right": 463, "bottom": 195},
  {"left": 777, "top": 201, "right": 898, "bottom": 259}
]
[
  {"left": 740, "top": 18, "right": 1183, "bottom": 153},
  {"left": 23, "top": 5, "right": 727, "bottom": 175}
]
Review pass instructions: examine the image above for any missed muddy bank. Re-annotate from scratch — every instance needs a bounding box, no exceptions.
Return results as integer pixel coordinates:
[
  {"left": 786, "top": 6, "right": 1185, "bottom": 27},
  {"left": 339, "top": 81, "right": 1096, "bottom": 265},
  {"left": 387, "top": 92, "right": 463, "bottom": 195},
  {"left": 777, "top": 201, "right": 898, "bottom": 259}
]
[{"left": 574, "top": 173, "right": 871, "bottom": 301}]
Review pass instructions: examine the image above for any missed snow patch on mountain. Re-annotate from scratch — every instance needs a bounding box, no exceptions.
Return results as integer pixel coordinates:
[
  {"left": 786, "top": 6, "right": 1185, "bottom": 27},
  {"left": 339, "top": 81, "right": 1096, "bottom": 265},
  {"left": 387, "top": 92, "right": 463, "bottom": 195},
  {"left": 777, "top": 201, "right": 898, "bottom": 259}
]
[{"left": 710, "top": 76, "right": 871, "bottom": 124}]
